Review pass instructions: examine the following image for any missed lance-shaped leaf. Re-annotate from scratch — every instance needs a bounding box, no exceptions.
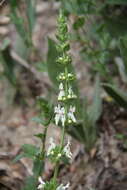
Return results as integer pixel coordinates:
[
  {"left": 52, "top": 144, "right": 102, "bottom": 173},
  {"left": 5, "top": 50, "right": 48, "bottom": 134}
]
[
  {"left": 115, "top": 57, "right": 127, "bottom": 83},
  {"left": 119, "top": 37, "right": 127, "bottom": 75},
  {"left": 35, "top": 97, "right": 53, "bottom": 125},
  {"left": 22, "top": 144, "right": 40, "bottom": 158},
  {"left": 0, "top": 45, "right": 17, "bottom": 87},
  {"left": 26, "top": 0, "right": 36, "bottom": 34},
  {"left": 13, "top": 144, "right": 40, "bottom": 162},
  {"left": 88, "top": 75, "right": 102, "bottom": 125},
  {"left": 32, "top": 158, "right": 44, "bottom": 177},
  {"left": 103, "top": 83, "right": 127, "bottom": 108}
]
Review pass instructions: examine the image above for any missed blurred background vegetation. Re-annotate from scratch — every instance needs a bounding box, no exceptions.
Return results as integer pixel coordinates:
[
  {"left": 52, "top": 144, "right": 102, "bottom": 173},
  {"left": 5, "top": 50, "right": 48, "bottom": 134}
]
[
  {"left": 1, "top": 0, "right": 127, "bottom": 151},
  {"left": 1, "top": 1, "right": 127, "bottom": 190}
]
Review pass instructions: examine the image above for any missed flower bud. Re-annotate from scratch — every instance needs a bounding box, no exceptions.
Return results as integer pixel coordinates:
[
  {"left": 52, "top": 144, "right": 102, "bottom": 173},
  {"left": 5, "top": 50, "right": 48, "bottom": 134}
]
[{"left": 56, "top": 55, "right": 72, "bottom": 65}]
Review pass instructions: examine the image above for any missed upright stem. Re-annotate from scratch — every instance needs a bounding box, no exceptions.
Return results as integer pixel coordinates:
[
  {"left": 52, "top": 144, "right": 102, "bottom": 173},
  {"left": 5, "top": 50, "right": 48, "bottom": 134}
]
[
  {"left": 41, "top": 125, "right": 48, "bottom": 159},
  {"left": 37, "top": 125, "right": 48, "bottom": 177},
  {"left": 53, "top": 66, "right": 68, "bottom": 185}
]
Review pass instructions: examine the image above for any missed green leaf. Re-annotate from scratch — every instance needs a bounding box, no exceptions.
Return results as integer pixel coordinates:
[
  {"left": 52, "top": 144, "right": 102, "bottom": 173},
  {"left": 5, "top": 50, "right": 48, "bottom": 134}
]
[
  {"left": 26, "top": 0, "right": 36, "bottom": 33},
  {"left": 14, "top": 34, "right": 29, "bottom": 60},
  {"left": 10, "top": 9, "right": 30, "bottom": 46},
  {"left": 11, "top": 11, "right": 25, "bottom": 39},
  {"left": 73, "top": 17, "right": 85, "bottom": 30},
  {"left": 22, "top": 144, "right": 39, "bottom": 158},
  {"left": 88, "top": 75, "right": 102, "bottom": 124},
  {"left": 119, "top": 37, "right": 127, "bottom": 74},
  {"left": 103, "top": 83, "right": 127, "bottom": 108},
  {"left": 0, "top": 46, "right": 17, "bottom": 87},
  {"left": 115, "top": 57, "right": 127, "bottom": 83},
  {"left": 13, "top": 153, "right": 26, "bottom": 162},
  {"left": 47, "top": 38, "right": 62, "bottom": 88},
  {"left": 82, "top": 98, "right": 97, "bottom": 152},
  {"left": 1, "top": 39, "right": 11, "bottom": 51},
  {"left": 34, "top": 133, "right": 45, "bottom": 140},
  {"left": 32, "top": 158, "right": 44, "bottom": 177},
  {"left": 36, "top": 97, "right": 53, "bottom": 125},
  {"left": 36, "top": 61, "right": 47, "bottom": 72}
]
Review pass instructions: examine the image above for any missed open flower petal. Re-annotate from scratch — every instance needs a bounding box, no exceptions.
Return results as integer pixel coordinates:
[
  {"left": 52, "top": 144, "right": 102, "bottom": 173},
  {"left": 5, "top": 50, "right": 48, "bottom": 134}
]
[
  {"left": 47, "top": 138, "right": 56, "bottom": 156},
  {"left": 37, "top": 177, "right": 45, "bottom": 189},
  {"left": 68, "top": 106, "right": 76, "bottom": 123},
  {"left": 54, "top": 105, "right": 66, "bottom": 126},
  {"left": 56, "top": 182, "right": 70, "bottom": 190},
  {"left": 58, "top": 83, "right": 65, "bottom": 101},
  {"left": 63, "top": 140, "right": 72, "bottom": 159}
]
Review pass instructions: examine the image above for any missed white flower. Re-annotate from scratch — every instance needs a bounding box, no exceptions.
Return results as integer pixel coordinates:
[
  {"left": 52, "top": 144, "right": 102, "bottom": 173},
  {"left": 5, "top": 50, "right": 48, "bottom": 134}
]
[
  {"left": 56, "top": 183, "right": 70, "bottom": 190},
  {"left": 63, "top": 140, "right": 72, "bottom": 159},
  {"left": 54, "top": 104, "right": 61, "bottom": 125},
  {"left": 37, "top": 177, "right": 45, "bottom": 189},
  {"left": 59, "top": 73, "right": 66, "bottom": 80},
  {"left": 68, "top": 87, "right": 77, "bottom": 99},
  {"left": 57, "top": 153, "right": 62, "bottom": 158},
  {"left": 54, "top": 104, "right": 66, "bottom": 126},
  {"left": 47, "top": 137, "right": 56, "bottom": 156},
  {"left": 58, "top": 83, "right": 65, "bottom": 101},
  {"left": 61, "top": 107, "right": 66, "bottom": 126},
  {"left": 68, "top": 106, "right": 76, "bottom": 123},
  {"left": 68, "top": 73, "right": 73, "bottom": 77}
]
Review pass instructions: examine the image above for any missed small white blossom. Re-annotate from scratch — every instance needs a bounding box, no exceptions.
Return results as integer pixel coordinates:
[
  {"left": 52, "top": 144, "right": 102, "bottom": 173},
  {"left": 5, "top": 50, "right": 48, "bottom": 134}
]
[
  {"left": 61, "top": 107, "right": 66, "bottom": 126},
  {"left": 68, "top": 106, "right": 76, "bottom": 123},
  {"left": 56, "top": 183, "right": 70, "bottom": 190},
  {"left": 37, "top": 177, "right": 45, "bottom": 189},
  {"left": 58, "top": 73, "right": 66, "bottom": 80},
  {"left": 47, "top": 138, "right": 56, "bottom": 156},
  {"left": 54, "top": 104, "right": 66, "bottom": 126},
  {"left": 57, "top": 153, "right": 62, "bottom": 158},
  {"left": 54, "top": 104, "right": 61, "bottom": 125},
  {"left": 59, "top": 83, "right": 64, "bottom": 90},
  {"left": 68, "top": 87, "right": 77, "bottom": 99},
  {"left": 63, "top": 140, "right": 72, "bottom": 159},
  {"left": 58, "top": 83, "right": 65, "bottom": 101},
  {"left": 68, "top": 73, "right": 73, "bottom": 77}
]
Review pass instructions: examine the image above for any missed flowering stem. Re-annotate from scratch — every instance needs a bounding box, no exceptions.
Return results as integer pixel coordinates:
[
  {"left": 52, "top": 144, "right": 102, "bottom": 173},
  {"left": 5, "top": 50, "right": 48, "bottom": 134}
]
[
  {"left": 60, "top": 67, "right": 68, "bottom": 148},
  {"left": 53, "top": 120, "right": 66, "bottom": 187},
  {"left": 52, "top": 10, "right": 76, "bottom": 189},
  {"left": 53, "top": 68, "right": 68, "bottom": 184},
  {"left": 54, "top": 54, "right": 71, "bottom": 184},
  {"left": 37, "top": 10, "right": 76, "bottom": 190},
  {"left": 36, "top": 125, "right": 48, "bottom": 177}
]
